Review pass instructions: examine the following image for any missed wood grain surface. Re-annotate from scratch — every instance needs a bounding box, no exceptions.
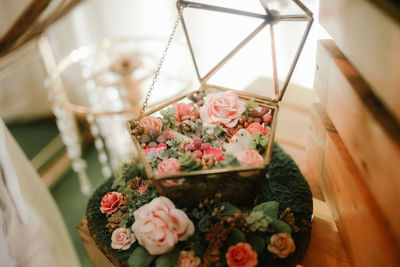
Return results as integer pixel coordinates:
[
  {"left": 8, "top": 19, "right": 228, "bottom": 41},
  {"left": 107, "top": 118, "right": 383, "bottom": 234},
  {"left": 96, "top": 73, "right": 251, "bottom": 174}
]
[
  {"left": 315, "top": 39, "right": 400, "bottom": 248},
  {"left": 319, "top": 0, "right": 400, "bottom": 123},
  {"left": 310, "top": 103, "right": 400, "bottom": 266}
]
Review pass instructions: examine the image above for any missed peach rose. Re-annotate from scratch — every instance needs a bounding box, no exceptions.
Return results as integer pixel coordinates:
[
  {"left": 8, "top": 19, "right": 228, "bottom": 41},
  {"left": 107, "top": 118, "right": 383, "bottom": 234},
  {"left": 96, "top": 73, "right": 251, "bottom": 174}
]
[
  {"left": 140, "top": 116, "right": 163, "bottom": 134},
  {"left": 226, "top": 242, "right": 258, "bottom": 267},
  {"left": 157, "top": 158, "right": 181, "bottom": 176},
  {"left": 236, "top": 150, "right": 264, "bottom": 167},
  {"left": 175, "top": 250, "right": 201, "bottom": 267},
  {"left": 174, "top": 102, "right": 193, "bottom": 122},
  {"left": 111, "top": 228, "right": 136, "bottom": 250},
  {"left": 267, "top": 233, "right": 296, "bottom": 258},
  {"left": 200, "top": 91, "right": 245, "bottom": 128},
  {"left": 246, "top": 122, "right": 270, "bottom": 136},
  {"left": 131, "top": 196, "right": 195, "bottom": 255},
  {"left": 100, "top": 192, "right": 123, "bottom": 214}
]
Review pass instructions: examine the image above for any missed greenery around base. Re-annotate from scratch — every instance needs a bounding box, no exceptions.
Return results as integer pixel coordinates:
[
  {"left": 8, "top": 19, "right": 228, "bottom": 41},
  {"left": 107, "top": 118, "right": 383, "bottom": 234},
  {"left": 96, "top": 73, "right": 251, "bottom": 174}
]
[{"left": 86, "top": 143, "right": 313, "bottom": 267}]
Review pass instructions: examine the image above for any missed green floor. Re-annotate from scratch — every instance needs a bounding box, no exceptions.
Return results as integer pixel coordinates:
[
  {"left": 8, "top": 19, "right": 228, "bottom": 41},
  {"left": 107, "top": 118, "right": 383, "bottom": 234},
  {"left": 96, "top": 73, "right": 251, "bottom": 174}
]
[{"left": 7, "top": 118, "right": 98, "bottom": 267}]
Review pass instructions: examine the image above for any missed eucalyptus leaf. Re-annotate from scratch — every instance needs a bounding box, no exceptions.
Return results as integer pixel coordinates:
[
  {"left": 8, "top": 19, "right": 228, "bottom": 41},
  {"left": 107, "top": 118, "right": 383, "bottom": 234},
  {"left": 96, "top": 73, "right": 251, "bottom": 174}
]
[
  {"left": 247, "top": 235, "right": 266, "bottom": 254},
  {"left": 128, "top": 246, "right": 155, "bottom": 267},
  {"left": 227, "top": 228, "right": 246, "bottom": 246},
  {"left": 154, "top": 247, "right": 181, "bottom": 267},
  {"left": 269, "top": 220, "right": 292, "bottom": 234},
  {"left": 252, "top": 201, "right": 279, "bottom": 220}
]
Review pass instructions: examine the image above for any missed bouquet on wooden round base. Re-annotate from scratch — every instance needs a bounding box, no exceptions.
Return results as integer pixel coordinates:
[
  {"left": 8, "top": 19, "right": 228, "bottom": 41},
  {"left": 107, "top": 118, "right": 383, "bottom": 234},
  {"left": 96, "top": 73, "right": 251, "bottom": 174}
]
[{"left": 86, "top": 144, "right": 313, "bottom": 267}]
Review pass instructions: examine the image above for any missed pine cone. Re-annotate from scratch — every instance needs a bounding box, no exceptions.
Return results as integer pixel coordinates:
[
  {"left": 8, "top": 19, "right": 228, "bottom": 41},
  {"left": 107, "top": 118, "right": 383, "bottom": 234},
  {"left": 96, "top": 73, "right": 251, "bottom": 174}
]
[
  {"left": 201, "top": 247, "right": 221, "bottom": 267},
  {"left": 127, "top": 176, "right": 145, "bottom": 190},
  {"left": 128, "top": 119, "right": 145, "bottom": 139},
  {"left": 205, "top": 222, "right": 231, "bottom": 249},
  {"left": 106, "top": 210, "right": 127, "bottom": 231},
  {"left": 202, "top": 155, "right": 216, "bottom": 170},
  {"left": 280, "top": 208, "right": 299, "bottom": 232}
]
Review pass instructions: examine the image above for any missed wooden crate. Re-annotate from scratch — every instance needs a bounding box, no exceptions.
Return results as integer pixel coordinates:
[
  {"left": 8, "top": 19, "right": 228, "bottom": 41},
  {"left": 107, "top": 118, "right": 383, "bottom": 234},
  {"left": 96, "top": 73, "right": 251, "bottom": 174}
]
[
  {"left": 314, "top": 39, "right": 400, "bottom": 247},
  {"left": 319, "top": 0, "right": 400, "bottom": 123},
  {"left": 307, "top": 104, "right": 400, "bottom": 267}
]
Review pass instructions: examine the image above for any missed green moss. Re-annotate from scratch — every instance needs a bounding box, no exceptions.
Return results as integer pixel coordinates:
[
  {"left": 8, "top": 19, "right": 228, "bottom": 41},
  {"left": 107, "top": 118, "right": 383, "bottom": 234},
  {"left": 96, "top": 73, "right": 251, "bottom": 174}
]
[{"left": 86, "top": 143, "right": 313, "bottom": 267}]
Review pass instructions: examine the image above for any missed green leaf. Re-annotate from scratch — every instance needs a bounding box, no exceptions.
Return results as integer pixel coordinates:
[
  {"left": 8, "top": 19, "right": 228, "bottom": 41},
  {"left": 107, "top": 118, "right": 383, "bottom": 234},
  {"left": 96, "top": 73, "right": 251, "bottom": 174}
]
[
  {"left": 128, "top": 246, "right": 155, "bottom": 267},
  {"left": 217, "top": 202, "right": 240, "bottom": 219},
  {"left": 252, "top": 201, "right": 279, "bottom": 220},
  {"left": 247, "top": 235, "right": 266, "bottom": 254},
  {"left": 269, "top": 220, "right": 292, "bottom": 234},
  {"left": 227, "top": 228, "right": 246, "bottom": 246},
  {"left": 154, "top": 247, "right": 181, "bottom": 267}
]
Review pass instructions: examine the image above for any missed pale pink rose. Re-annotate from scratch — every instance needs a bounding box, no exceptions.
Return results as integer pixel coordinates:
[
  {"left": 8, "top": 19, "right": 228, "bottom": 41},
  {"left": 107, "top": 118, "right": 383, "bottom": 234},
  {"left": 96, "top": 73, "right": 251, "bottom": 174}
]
[
  {"left": 140, "top": 116, "right": 163, "bottom": 134},
  {"left": 236, "top": 150, "right": 264, "bottom": 167},
  {"left": 161, "top": 178, "right": 185, "bottom": 187},
  {"left": 157, "top": 158, "right": 181, "bottom": 176},
  {"left": 226, "top": 242, "right": 258, "bottom": 267},
  {"left": 267, "top": 233, "right": 296, "bottom": 258},
  {"left": 246, "top": 122, "right": 270, "bottom": 136},
  {"left": 111, "top": 228, "right": 136, "bottom": 250},
  {"left": 200, "top": 91, "right": 245, "bottom": 128},
  {"left": 175, "top": 250, "right": 201, "bottom": 267},
  {"left": 174, "top": 102, "right": 193, "bottom": 122},
  {"left": 100, "top": 192, "right": 123, "bottom": 214},
  {"left": 131, "top": 196, "right": 195, "bottom": 255}
]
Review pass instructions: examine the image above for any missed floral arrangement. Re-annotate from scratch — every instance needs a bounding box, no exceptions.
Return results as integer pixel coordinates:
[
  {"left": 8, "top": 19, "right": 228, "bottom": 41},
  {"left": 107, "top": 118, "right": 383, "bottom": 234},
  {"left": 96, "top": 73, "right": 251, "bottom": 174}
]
[
  {"left": 130, "top": 90, "right": 273, "bottom": 177},
  {"left": 96, "top": 161, "right": 302, "bottom": 267}
]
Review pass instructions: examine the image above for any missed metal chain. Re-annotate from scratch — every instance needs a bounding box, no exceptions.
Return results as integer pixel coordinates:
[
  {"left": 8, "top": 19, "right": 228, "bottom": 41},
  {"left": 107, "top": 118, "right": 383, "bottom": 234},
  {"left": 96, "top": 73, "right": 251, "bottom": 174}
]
[{"left": 139, "top": 6, "right": 184, "bottom": 118}]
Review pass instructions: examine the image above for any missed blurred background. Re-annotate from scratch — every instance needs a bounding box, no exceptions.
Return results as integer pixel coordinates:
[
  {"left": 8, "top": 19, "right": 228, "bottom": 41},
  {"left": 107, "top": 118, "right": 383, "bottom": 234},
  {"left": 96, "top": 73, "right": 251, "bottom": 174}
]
[{"left": 0, "top": 0, "right": 330, "bottom": 266}]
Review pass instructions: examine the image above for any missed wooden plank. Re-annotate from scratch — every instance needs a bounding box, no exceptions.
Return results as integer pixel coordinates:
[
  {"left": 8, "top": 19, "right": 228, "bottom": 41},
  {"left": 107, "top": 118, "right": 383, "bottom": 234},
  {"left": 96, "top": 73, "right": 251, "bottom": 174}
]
[
  {"left": 310, "top": 103, "right": 400, "bottom": 267},
  {"left": 77, "top": 219, "right": 115, "bottom": 267},
  {"left": 319, "top": 0, "right": 400, "bottom": 123},
  {"left": 315, "top": 40, "right": 400, "bottom": 246},
  {"left": 301, "top": 215, "right": 352, "bottom": 267}
]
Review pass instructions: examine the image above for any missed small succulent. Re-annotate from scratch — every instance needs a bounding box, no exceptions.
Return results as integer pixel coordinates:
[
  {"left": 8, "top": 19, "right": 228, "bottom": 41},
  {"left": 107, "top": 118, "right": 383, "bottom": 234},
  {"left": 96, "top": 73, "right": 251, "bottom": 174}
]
[
  {"left": 185, "top": 137, "right": 211, "bottom": 158},
  {"left": 140, "top": 128, "right": 167, "bottom": 148},
  {"left": 178, "top": 151, "right": 202, "bottom": 171},
  {"left": 245, "top": 210, "right": 273, "bottom": 232},
  {"left": 250, "top": 132, "right": 269, "bottom": 155},
  {"left": 160, "top": 107, "right": 177, "bottom": 130}
]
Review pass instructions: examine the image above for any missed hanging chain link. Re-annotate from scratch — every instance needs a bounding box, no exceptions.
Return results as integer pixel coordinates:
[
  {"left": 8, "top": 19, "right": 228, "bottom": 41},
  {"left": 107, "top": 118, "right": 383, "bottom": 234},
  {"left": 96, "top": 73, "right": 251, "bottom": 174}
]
[{"left": 139, "top": 5, "right": 184, "bottom": 118}]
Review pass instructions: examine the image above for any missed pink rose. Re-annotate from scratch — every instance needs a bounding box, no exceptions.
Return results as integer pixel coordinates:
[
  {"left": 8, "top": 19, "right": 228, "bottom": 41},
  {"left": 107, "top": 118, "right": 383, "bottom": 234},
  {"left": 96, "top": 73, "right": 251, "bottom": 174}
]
[
  {"left": 161, "top": 178, "right": 185, "bottom": 187},
  {"left": 174, "top": 102, "right": 193, "bottom": 122},
  {"left": 156, "top": 158, "right": 181, "bottom": 176},
  {"left": 100, "top": 192, "right": 123, "bottom": 214},
  {"left": 200, "top": 91, "right": 245, "bottom": 128},
  {"left": 267, "top": 233, "right": 296, "bottom": 258},
  {"left": 203, "top": 147, "right": 225, "bottom": 161},
  {"left": 140, "top": 116, "right": 163, "bottom": 134},
  {"left": 236, "top": 150, "right": 264, "bottom": 167},
  {"left": 111, "top": 228, "right": 136, "bottom": 250},
  {"left": 226, "top": 242, "right": 258, "bottom": 267},
  {"left": 143, "top": 143, "right": 167, "bottom": 156},
  {"left": 246, "top": 122, "right": 270, "bottom": 136},
  {"left": 131, "top": 196, "right": 195, "bottom": 255},
  {"left": 175, "top": 250, "right": 201, "bottom": 267}
]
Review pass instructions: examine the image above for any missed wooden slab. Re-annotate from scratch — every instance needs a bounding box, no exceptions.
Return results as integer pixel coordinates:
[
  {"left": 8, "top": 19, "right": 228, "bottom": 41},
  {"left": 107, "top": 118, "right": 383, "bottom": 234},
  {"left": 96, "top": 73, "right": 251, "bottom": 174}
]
[
  {"left": 77, "top": 219, "right": 115, "bottom": 267},
  {"left": 319, "top": 0, "right": 400, "bottom": 123},
  {"left": 308, "top": 103, "right": 400, "bottom": 267},
  {"left": 314, "top": 40, "right": 400, "bottom": 246}
]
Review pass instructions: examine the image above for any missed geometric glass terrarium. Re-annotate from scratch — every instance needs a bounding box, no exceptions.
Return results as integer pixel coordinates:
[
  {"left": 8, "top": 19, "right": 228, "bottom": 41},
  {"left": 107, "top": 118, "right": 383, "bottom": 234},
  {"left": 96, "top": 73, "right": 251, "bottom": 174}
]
[{"left": 128, "top": 0, "right": 313, "bottom": 208}]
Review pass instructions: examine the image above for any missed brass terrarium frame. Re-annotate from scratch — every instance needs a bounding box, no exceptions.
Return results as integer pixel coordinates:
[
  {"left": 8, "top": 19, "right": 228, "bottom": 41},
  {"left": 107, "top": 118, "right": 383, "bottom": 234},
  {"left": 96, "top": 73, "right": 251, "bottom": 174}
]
[{"left": 128, "top": 0, "right": 313, "bottom": 207}]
